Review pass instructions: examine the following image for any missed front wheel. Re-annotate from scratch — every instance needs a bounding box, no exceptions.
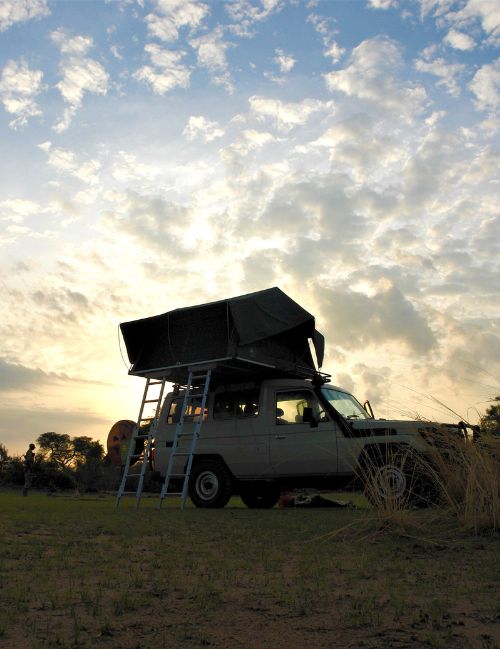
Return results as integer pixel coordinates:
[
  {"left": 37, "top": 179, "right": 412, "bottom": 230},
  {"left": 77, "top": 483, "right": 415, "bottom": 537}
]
[
  {"left": 188, "top": 459, "right": 233, "bottom": 508},
  {"left": 239, "top": 482, "right": 281, "bottom": 509},
  {"left": 361, "top": 448, "right": 437, "bottom": 508}
]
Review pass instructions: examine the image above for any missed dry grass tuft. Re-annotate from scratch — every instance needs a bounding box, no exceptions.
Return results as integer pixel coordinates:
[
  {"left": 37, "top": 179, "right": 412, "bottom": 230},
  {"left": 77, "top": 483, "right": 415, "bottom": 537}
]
[
  {"left": 359, "top": 429, "right": 500, "bottom": 536},
  {"left": 428, "top": 429, "right": 500, "bottom": 535}
]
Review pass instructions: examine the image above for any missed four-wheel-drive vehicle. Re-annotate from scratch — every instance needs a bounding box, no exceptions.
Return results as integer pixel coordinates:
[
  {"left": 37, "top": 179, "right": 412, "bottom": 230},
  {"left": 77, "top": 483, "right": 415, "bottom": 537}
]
[
  {"left": 152, "top": 376, "right": 475, "bottom": 509},
  {"left": 118, "top": 287, "right": 479, "bottom": 509}
]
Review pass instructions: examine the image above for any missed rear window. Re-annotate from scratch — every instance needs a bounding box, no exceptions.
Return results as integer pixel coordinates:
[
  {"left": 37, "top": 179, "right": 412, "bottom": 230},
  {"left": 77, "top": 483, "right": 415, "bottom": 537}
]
[
  {"left": 213, "top": 390, "right": 259, "bottom": 420},
  {"left": 167, "top": 397, "right": 208, "bottom": 425}
]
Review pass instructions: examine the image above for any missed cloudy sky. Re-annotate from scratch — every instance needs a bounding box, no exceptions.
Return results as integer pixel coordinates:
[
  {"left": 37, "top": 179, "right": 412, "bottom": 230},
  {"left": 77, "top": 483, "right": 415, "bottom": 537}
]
[{"left": 0, "top": 0, "right": 499, "bottom": 455}]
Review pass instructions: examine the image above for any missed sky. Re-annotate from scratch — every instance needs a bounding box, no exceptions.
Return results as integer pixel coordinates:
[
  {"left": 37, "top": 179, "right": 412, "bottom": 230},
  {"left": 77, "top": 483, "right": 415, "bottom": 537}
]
[{"left": 0, "top": 0, "right": 499, "bottom": 456}]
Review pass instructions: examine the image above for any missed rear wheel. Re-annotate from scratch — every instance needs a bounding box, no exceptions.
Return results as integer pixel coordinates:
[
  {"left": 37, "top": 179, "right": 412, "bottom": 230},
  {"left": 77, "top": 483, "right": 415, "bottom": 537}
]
[
  {"left": 239, "top": 483, "right": 281, "bottom": 509},
  {"left": 188, "top": 459, "right": 233, "bottom": 508}
]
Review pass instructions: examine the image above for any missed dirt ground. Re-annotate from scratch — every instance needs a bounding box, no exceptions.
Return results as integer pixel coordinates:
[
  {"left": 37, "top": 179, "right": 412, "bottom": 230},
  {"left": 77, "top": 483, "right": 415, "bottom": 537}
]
[{"left": 0, "top": 492, "right": 499, "bottom": 649}]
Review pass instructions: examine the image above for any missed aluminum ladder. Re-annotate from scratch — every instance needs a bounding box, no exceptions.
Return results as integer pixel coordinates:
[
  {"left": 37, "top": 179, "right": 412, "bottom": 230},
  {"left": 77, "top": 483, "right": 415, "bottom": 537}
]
[
  {"left": 115, "top": 377, "right": 167, "bottom": 509},
  {"left": 158, "top": 369, "right": 212, "bottom": 511}
]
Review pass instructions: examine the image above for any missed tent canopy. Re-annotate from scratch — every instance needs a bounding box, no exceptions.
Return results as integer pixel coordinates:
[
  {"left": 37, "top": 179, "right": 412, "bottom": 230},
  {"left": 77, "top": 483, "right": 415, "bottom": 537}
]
[{"left": 120, "top": 287, "right": 325, "bottom": 384}]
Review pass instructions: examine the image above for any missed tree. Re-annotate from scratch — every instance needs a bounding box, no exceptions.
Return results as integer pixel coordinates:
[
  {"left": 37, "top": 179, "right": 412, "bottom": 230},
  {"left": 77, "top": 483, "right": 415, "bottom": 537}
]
[
  {"left": 481, "top": 397, "right": 500, "bottom": 436},
  {"left": 37, "top": 432, "right": 75, "bottom": 467},
  {"left": 0, "top": 443, "right": 8, "bottom": 466},
  {"left": 73, "top": 436, "right": 104, "bottom": 465},
  {"left": 37, "top": 432, "right": 105, "bottom": 467}
]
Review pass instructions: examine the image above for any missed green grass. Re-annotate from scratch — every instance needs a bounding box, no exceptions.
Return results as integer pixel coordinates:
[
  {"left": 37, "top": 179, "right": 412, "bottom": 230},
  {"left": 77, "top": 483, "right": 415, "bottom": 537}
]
[{"left": 0, "top": 491, "right": 499, "bottom": 649}]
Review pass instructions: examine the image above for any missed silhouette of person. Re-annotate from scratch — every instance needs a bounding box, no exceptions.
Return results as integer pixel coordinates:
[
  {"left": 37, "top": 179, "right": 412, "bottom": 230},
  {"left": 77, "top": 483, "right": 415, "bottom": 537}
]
[{"left": 23, "top": 443, "right": 35, "bottom": 496}]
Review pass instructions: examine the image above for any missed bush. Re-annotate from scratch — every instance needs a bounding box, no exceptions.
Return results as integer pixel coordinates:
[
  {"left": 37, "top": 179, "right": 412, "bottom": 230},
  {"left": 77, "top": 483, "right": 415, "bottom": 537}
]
[{"left": 0, "top": 457, "right": 25, "bottom": 486}]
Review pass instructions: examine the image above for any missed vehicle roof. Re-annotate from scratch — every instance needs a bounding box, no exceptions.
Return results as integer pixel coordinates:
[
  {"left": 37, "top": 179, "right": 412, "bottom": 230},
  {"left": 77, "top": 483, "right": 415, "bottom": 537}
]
[{"left": 166, "top": 378, "right": 350, "bottom": 395}]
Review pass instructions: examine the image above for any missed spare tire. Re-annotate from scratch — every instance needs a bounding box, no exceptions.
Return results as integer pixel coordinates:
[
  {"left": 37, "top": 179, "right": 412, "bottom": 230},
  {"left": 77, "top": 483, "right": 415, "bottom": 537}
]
[{"left": 106, "top": 420, "right": 138, "bottom": 466}]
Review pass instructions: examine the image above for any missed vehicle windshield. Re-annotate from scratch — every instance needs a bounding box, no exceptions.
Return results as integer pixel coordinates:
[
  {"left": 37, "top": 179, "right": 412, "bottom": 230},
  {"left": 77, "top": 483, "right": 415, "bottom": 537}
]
[{"left": 321, "top": 387, "right": 371, "bottom": 420}]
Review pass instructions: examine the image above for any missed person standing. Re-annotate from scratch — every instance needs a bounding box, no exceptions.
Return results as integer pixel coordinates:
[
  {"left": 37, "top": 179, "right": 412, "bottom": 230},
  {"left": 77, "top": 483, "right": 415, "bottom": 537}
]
[{"left": 23, "top": 443, "right": 35, "bottom": 496}]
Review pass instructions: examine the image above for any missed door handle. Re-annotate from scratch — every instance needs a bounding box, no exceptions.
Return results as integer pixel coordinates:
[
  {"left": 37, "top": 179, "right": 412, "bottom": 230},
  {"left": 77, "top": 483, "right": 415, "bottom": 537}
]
[{"left": 275, "top": 435, "right": 286, "bottom": 439}]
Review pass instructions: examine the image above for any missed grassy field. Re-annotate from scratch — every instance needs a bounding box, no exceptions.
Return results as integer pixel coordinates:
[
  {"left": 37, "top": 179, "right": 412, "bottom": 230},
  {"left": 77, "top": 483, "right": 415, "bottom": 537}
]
[{"left": 0, "top": 491, "right": 499, "bottom": 649}]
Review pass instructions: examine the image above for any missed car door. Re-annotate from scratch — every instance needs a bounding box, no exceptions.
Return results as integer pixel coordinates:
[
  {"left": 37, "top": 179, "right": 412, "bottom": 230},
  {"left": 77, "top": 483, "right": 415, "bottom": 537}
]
[
  {"left": 269, "top": 388, "right": 338, "bottom": 477},
  {"left": 208, "top": 389, "right": 273, "bottom": 479}
]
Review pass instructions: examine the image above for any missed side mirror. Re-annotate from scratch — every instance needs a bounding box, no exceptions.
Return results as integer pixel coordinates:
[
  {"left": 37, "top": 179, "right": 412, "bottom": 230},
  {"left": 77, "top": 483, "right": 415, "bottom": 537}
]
[
  {"left": 302, "top": 407, "right": 318, "bottom": 428},
  {"left": 363, "top": 400, "right": 375, "bottom": 418}
]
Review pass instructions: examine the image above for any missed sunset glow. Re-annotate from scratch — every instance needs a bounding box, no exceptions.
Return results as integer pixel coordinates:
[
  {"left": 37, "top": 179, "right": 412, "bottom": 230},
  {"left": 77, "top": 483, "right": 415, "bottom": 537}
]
[{"left": 1, "top": 0, "right": 499, "bottom": 455}]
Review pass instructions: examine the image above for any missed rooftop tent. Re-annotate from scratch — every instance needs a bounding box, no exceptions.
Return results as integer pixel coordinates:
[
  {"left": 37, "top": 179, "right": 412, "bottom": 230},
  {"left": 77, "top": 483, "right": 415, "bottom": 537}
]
[{"left": 119, "top": 287, "right": 325, "bottom": 384}]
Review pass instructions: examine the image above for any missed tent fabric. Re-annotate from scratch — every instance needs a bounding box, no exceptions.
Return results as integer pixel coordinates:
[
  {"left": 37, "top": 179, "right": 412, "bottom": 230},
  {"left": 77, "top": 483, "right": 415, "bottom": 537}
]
[{"left": 120, "top": 287, "right": 324, "bottom": 381}]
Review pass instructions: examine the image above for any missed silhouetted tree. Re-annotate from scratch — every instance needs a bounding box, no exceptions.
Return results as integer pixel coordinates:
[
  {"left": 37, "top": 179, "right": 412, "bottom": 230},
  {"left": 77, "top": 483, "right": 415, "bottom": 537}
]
[
  {"left": 37, "top": 432, "right": 75, "bottom": 467},
  {"left": 73, "top": 436, "right": 104, "bottom": 465},
  {"left": 0, "top": 443, "right": 8, "bottom": 466},
  {"left": 481, "top": 397, "right": 500, "bottom": 436}
]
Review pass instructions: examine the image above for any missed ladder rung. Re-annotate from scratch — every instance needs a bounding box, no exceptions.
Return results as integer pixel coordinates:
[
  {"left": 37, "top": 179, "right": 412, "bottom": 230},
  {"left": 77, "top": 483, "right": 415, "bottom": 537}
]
[
  {"left": 148, "top": 381, "right": 164, "bottom": 385},
  {"left": 139, "top": 418, "right": 153, "bottom": 422},
  {"left": 161, "top": 492, "right": 183, "bottom": 497},
  {"left": 171, "top": 452, "right": 190, "bottom": 456},
  {"left": 144, "top": 399, "right": 160, "bottom": 403},
  {"left": 134, "top": 434, "right": 150, "bottom": 439}
]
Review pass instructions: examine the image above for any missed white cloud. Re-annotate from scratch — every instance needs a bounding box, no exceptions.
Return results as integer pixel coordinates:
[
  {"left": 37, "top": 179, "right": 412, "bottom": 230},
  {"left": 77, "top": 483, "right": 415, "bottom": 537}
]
[
  {"left": 423, "top": 0, "right": 500, "bottom": 46},
  {"left": 324, "top": 41, "right": 345, "bottom": 64},
  {"left": 469, "top": 58, "right": 500, "bottom": 111},
  {"left": 189, "top": 26, "right": 234, "bottom": 92},
  {"left": 225, "top": 0, "right": 284, "bottom": 37},
  {"left": 0, "top": 59, "right": 44, "bottom": 129},
  {"left": 134, "top": 44, "right": 191, "bottom": 94},
  {"left": 51, "top": 29, "right": 93, "bottom": 55},
  {"left": 111, "top": 151, "right": 161, "bottom": 184},
  {"left": 249, "top": 95, "right": 335, "bottom": 131},
  {"left": 452, "top": 0, "right": 500, "bottom": 45},
  {"left": 274, "top": 48, "right": 295, "bottom": 74},
  {"left": 324, "top": 37, "right": 427, "bottom": 121},
  {"left": 0, "top": 0, "right": 49, "bottom": 32},
  {"left": 52, "top": 30, "right": 109, "bottom": 132},
  {"left": 443, "top": 28, "right": 476, "bottom": 51},
  {"left": 145, "top": 0, "right": 210, "bottom": 42},
  {"left": 312, "top": 113, "right": 404, "bottom": 181},
  {"left": 367, "top": 0, "right": 398, "bottom": 9},
  {"left": 415, "top": 56, "right": 465, "bottom": 97},
  {"left": 228, "top": 129, "right": 277, "bottom": 155},
  {"left": 183, "top": 115, "right": 225, "bottom": 142},
  {"left": 45, "top": 147, "right": 101, "bottom": 185},
  {"left": 110, "top": 45, "right": 123, "bottom": 60},
  {"left": 0, "top": 199, "right": 41, "bottom": 222}
]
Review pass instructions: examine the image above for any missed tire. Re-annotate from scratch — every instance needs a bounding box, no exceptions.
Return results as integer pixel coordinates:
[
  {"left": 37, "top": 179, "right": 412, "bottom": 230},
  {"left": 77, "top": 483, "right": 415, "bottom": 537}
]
[
  {"left": 240, "top": 483, "right": 281, "bottom": 509},
  {"left": 361, "top": 447, "right": 436, "bottom": 508},
  {"left": 188, "top": 459, "right": 233, "bottom": 508}
]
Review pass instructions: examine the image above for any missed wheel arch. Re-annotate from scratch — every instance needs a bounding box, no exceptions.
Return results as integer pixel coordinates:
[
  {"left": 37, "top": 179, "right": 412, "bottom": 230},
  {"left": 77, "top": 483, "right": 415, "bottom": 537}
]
[
  {"left": 190, "top": 454, "right": 236, "bottom": 484},
  {"left": 356, "top": 441, "right": 413, "bottom": 473}
]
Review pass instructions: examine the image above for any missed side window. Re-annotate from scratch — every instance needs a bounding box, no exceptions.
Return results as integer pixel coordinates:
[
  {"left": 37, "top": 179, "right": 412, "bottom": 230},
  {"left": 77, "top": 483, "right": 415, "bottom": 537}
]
[
  {"left": 236, "top": 391, "right": 259, "bottom": 418},
  {"left": 213, "top": 390, "right": 260, "bottom": 420},
  {"left": 275, "top": 390, "right": 324, "bottom": 425},
  {"left": 167, "top": 397, "right": 207, "bottom": 425},
  {"left": 213, "top": 394, "right": 235, "bottom": 420}
]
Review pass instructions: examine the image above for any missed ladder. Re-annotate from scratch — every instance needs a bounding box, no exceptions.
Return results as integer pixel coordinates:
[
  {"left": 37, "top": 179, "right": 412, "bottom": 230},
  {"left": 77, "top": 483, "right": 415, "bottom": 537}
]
[
  {"left": 158, "top": 369, "right": 212, "bottom": 511},
  {"left": 115, "top": 377, "right": 167, "bottom": 509}
]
